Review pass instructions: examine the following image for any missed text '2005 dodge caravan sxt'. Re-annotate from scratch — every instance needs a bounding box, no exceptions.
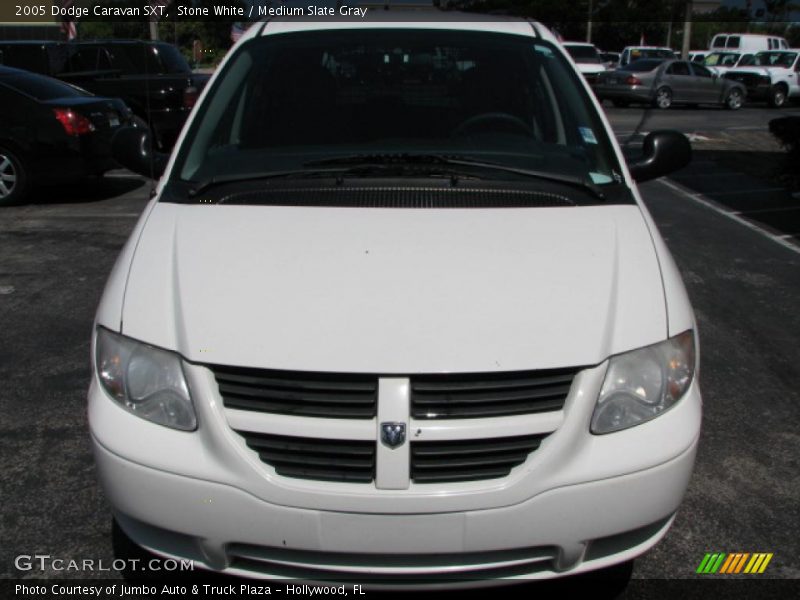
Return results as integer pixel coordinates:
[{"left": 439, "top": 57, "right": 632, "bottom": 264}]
[{"left": 91, "top": 13, "right": 700, "bottom": 585}]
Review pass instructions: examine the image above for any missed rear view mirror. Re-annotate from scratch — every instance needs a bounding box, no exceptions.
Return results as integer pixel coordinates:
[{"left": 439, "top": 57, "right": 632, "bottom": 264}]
[
  {"left": 111, "top": 126, "right": 168, "bottom": 179},
  {"left": 628, "top": 130, "right": 691, "bottom": 182}
]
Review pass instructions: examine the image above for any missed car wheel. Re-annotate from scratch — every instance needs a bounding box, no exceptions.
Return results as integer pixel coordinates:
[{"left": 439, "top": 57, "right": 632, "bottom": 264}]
[
  {"left": 725, "top": 88, "right": 744, "bottom": 110},
  {"left": 768, "top": 85, "right": 787, "bottom": 108},
  {"left": 0, "top": 147, "right": 28, "bottom": 206},
  {"left": 611, "top": 99, "right": 630, "bottom": 108},
  {"left": 654, "top": 87, "right": 673, "bottom": 109}
]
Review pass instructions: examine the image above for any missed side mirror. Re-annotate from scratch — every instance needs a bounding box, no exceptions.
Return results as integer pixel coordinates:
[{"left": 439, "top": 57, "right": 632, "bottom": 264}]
[
  {"left": 628, "top": 130, "right": 691, "bottom": 182},
  {"left": 111, "top": 125, "right": 168, "bottom": 179}
]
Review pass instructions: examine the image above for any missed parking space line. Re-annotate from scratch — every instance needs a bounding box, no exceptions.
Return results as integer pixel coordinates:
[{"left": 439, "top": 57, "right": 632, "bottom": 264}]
[{"left": 659, "top": 178, "right": 800, "bottom": 256}]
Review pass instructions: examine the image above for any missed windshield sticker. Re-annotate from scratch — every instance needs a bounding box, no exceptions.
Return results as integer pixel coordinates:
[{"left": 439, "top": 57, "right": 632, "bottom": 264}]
[
  {"left": 589, "top": 172, "right": 613, "bottom": 184},
  {"left": 579, "top": 127, "right": 598, "bottom": 145}
]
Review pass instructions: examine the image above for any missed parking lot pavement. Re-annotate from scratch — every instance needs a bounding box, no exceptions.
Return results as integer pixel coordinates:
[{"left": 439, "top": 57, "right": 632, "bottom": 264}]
[
  {"left": 630, "top": 180, "right": 800, "bottom": 582},
  {"left": 0, "top": 174, "right": 147, "bottom": 580},
  {"left": 1, "top": 114, "right": 799, "bottom": 589}
]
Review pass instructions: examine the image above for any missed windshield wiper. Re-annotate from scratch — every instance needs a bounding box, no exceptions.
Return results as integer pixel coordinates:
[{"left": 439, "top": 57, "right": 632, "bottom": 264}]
[
  {"left": 187, "top": 168, "right": 347, "bottom": 197},
  {"left": 187, "top": 160, "right": 477, "bottom": 198},
  {"left": 305, "top": 153, "right": 606, "bottom": 200}
]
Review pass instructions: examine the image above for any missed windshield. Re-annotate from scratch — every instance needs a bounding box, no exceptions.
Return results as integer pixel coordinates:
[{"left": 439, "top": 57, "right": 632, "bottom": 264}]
[
  {"left": 564, "top": 45, "right": 601, "bottom": 63},
  {"left": 704, "top": 52, "right": 740, "bottom": 66},
  {"left": 174, "top": 29, "right": 620, "bottom": 191},
  {"left": 752, "top": 51, "right": 797, "bottom": 67}
]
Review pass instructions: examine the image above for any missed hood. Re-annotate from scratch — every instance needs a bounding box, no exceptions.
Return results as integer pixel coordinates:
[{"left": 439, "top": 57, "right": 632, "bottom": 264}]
[{"left": 120, "top": 203, "right": 667, "bottom": 374}]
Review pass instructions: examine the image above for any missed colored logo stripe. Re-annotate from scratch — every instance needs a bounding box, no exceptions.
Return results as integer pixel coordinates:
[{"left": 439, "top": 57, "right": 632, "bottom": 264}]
[
  {"left": 697, "top": 553, "right": 726, "bottom": 574},
  {"left": 697, "top": 552, "right": 773, "bottom": 574}
]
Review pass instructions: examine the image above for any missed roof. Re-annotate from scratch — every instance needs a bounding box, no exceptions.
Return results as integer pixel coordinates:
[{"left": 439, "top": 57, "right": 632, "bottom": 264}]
[{"left": 256, "top": 11, "right": 552, "bottom": 42}]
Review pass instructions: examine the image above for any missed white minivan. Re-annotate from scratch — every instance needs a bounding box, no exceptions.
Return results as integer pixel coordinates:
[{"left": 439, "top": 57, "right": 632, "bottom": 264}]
[{"left": 92, "top": 14, "right": 700, "bottom": 584}]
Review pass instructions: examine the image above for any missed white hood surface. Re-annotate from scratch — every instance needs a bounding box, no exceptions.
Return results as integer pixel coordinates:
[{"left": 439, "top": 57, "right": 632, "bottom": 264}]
[{"left": 120, "top": 203, "right": 667, "bottom": 374}]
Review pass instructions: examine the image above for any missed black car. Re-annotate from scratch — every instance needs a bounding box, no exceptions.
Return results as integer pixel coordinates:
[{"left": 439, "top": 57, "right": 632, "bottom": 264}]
[
  {"left": 0, "top": 40, "right": 210, "bottom": 150},
  {"left": 0, "top": 66, "right": 132, "bottom": 205}
]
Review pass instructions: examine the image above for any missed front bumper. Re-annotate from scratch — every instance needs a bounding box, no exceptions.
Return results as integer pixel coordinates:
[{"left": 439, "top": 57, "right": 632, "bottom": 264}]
[
  {"left": 95, "top": 437, "right": 695, "bottom": 584},
  {"left": 89, "top": 356, "right": 701, "bottom": 583}
]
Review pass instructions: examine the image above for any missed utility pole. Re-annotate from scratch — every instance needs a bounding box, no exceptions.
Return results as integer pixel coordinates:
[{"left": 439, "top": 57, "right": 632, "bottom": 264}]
[
  {"left": 681, "top": 1, "right": 693, "bottom": 59},
  {"left": 149, "top": 21, "right": 159, "bottom": 41},
  {"left": 586, "top": 0, "right": 593, "bottom": 43}
]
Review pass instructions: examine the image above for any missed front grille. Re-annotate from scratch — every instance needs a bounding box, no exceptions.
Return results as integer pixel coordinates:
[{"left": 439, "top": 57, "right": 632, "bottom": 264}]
[
  {"left": 724, "top": 72, "right": 761, "bottom": 89},
  {"left": 410, "top": 368, "right": 577, "bottom": 419},
  {"left": 411, "top": 434, "right": 547, "bottom": 483},
  {"left": 227, "top": 542, "right": 556, "bottom": 579},
  {"left": 212, "top": 365, "right": 378, "bottom": 419},
  {"left": 236, "top": 432, "right": 376, "bottom": 483}
]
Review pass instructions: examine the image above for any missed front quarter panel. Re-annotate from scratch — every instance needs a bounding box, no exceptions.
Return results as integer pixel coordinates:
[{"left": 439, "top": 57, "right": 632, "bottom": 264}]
[{"left": 94, "top": 196, "right": 159, "bottom": 332}]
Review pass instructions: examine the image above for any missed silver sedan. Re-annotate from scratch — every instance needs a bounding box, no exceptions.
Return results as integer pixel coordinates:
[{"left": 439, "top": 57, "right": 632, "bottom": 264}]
[{"left": 595, "top": 58, "right": 746, "bottom": 109}]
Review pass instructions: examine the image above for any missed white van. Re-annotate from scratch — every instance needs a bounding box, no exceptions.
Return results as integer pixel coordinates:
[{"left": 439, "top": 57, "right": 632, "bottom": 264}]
[
  {"left": 710, "top": 33, "right": 788, "bottom": 54},
  {"left": 94, "top": 13, "right": 700, "bottom": 584},
  {"left": 562, "top": 41, "right": 606, "bottom": 84}
]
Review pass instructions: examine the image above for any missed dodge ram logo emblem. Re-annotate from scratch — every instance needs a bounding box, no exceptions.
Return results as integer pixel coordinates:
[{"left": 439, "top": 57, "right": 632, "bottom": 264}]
[{"left": 380, "top": 422, "right": 406, "bottom": 448}]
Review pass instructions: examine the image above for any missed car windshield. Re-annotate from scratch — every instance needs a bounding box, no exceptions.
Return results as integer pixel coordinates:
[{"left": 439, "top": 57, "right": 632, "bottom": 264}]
[
  {"left": 564, "top": 45, "right": 601, "bottom": 63},
  {"left": 620, "top": 59, "right": 663, "bottom": 72},
  {"left": 629, "top": 48, "right": 673, "bottom": 61},
  {"left": 752, "top": 51, "right": 797, "bottom": 67},
  {"left": 0, "top": 71, "right": 90, "bottom": 100},
  {"left": 704, "top": 52, "right": 740, "bottom": 66},
  {"left": 174, "top": 29, "right": 620, "bottom": 191}
]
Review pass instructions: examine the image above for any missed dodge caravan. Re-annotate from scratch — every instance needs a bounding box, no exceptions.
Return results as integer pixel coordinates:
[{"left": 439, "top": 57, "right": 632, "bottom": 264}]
[{"left": 91, "top": 14, "right": 700, "bottom": 584}]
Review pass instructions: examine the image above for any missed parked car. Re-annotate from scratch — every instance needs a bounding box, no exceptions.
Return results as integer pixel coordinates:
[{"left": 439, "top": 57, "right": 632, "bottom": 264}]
[
  {"left": 0, "top": 40, "right": 209, "bottom": 150},
  {"left": 710, "top": 33, "right": 788, "bottom": 54},
  {"left": 0, "top": 66, "right": 131, "bottom": 205},
  {"left": 596, "top": 58, "right": 746, "bottom": 109},
  {"left": 93, "top": 14, "right": 699, "bottom": 584},
  {"left": 703, "top": 51, "right": 755, "bottom": 75},
  {"left": 562, "top": 41, "right": 606, "bottom": 85},
  {"left": 619, "top": 46, "right": 675, "bottom": 67},
  {"left": 724, "top": 49, "right": 800, "bottom": 108},
  {"left": 688, "top": 50, "right": 708, "bottom": 63},
  {"left": 599, "top": 50, "right": 620, "bottom": 69}
]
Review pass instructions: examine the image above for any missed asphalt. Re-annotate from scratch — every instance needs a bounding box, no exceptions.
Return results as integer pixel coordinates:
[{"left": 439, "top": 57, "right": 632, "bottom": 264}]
[{"left": 1, "top": 106, "right": 799, "bottom": 597}]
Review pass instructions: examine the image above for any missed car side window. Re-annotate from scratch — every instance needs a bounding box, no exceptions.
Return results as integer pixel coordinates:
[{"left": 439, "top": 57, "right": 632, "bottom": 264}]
[
  {"left": 691, "top": 64, "right": 712, "bottom": 78},
  {"left": 66, "top": 47, "right": 102, "bottom": 72},
  {"left": 667, "top": 62, "right": 690, "bottom": 76}
]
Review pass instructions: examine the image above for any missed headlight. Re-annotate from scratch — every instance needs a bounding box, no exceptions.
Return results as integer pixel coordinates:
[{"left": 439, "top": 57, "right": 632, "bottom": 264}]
[
  {"left": 591, "top": 330, "right": 695, "bottom": 434},
  {"left": 95, "top": 327, "right": 197, "bottom": 431}
]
